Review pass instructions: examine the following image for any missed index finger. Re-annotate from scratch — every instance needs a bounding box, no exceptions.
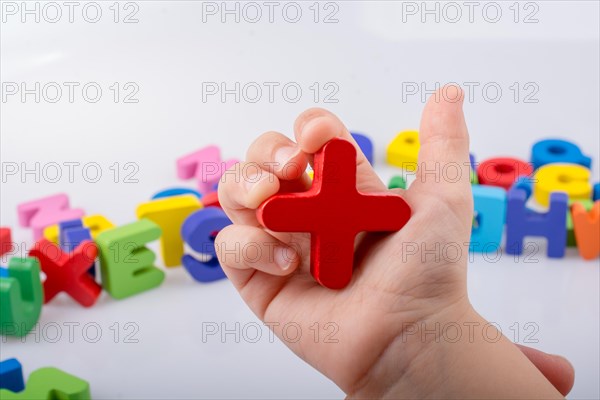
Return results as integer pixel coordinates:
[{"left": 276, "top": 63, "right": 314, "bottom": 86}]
[{"left": 293, "top": 108, "right": 386, "bottom": 193}]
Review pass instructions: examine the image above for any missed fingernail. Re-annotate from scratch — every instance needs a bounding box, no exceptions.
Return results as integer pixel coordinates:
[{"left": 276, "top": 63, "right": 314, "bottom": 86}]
[
  {"left": 444, "top": 84, "right": 464, "bottom": 105},
  {"left": 274, "top": 246, "right": 294, "bottom": 270},
  {"left": 244, "top": 172, "right": 268, "bottom": 193},
  {"left": 274, "top": 146, "right": 298, "bottom": 172}
]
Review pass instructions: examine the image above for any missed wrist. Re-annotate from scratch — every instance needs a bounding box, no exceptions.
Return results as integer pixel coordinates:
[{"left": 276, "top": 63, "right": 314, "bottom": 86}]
[
  {"left": 348, "top": 304, "right": 563, "bottom": 399},
  {"left": 347, "top": 298, "right": 474, "bottom": 399}
]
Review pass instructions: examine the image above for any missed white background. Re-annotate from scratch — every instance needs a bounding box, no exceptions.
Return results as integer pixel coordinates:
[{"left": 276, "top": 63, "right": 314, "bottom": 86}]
[{"left": 1, "top": 1, "right": 599, "bottom": 398}]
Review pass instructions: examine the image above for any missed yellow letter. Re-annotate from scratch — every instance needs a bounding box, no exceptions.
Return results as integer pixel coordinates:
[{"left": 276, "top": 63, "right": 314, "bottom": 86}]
[
  {"left": 533, "top": 164, "right": 592, "bottom": 207},
  {"left": 136, "top": 195, "right": 202, "bottom": 267}
]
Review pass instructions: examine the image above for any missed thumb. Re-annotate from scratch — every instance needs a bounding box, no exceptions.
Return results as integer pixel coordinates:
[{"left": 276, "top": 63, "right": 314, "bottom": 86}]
[
  {"left": 411, "top": 84, "right": 472, "bottom": 207},
  {"left": 517, "top": 344, "right": 575, "bottom": 396}
]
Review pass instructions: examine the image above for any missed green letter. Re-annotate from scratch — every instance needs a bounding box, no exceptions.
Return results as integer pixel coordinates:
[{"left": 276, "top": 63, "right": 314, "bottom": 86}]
[
  {"left": 0, "top": 257, "right": 43, "bottom": 337},
  {"left": 0, "top": 367, "right": 90, "bottom": 399},
  {"left": 96, "top": 219, "right": 165, "bottom": 299}
]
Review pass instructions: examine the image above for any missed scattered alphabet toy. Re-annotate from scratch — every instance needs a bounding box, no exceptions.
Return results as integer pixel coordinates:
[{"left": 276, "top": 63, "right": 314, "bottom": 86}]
[
  {"left": 506, "top": 189, "right": 568, "bottom": 258},
  {"left": 533, "top": 163, "right": 592, "bottom": 207},
  {"left": 0, "top": 358, "right": 24, "bottom": 392},
  {"left": 388, "top": 175, "right": 406, "bottom": 190},
  {"left": 511, "top": 176, "right": 533, "bottom": 199},
  {"left": 351, "top": 132, "right": 374, "bottom": 165},
  {"left": 469, "top": 153, "right": 477, "bottom": 183},
  {"left": 0, "top": 360, "right": 90, "bottom": 400},
  {"left": 29, "top": 239, "right": 101, "bottom": 307},
  {"left": 59, "top": 220, "right": 96, "bottom": 277},
  {"left": 136, "top": 195, "right": 202, "bottom": 267},
  {"left": 531, "top": 138, "right": 592, "bottom": 170},
  {"left": 181, "top": 207, "right": 232, "bottom": 282},
  {"left": 1, "top": 227, "right": 14, "bottom": 257},
  {"left": 386, "top": 130, "right": 419, "bottom": 171},
  {"left": 257, "top": 138, "right": 412, "bottom": 289},
  {"left": 572, "top": 201, "right": 600, "bottom": 260},
  {"left": 566, "top": 199, "right": 594, "bottom": 247},
  {"left": 43, "top": 214, "right": 114, "bottom": 245},
  {"left": 177, "top": 145, "right": 238, "bottom": 195},
  {"left": 477, "top": 157, "right": 533, "bottom": 190},
  {"left": 201, "top": 191, "right": 221, "bottom": 208},
  {"left": 152, "top": 187, "right": 202, "bottom": 200},
  {"left": 470, "top": 185, "right": 506, "bottom": 252},
  {"left": 96, "top": 219, "right": 165, "bottom": 300},
  {"left": 0, "top": 257, "right": 43, "bottom": 337},
  {"left": 17, "top": 194, "right": 84, "bottom": 241}
]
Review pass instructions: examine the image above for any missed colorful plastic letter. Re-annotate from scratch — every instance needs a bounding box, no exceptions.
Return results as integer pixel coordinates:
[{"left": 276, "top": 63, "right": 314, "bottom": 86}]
[
  {"left": 533, "top": 164, "right": 592, "bottom": 207},
  {"left": 258, "top": 138, "right": 411, "bottom": 289},
  {"left": 0, "top": 227, "right": 13, "bottom": 257},
  {"left": 0, "top": 359, "right": 25, "bottom": 392},
  {"left": 44, "top": 214, "right": 114, "bottom": 244},
  {"left": 386, "top": 130, "right": 419, "bottom": 171},
  {"left": 136, "top": 195, "right": 202, "bottom": 267},
  {"left": 177, "top": 145, "right": 239, "bottom": 194},
  {"left": 181, "top": 207, "right": 232, "bottom": 282},
  {"left": 531, "top": 139, "right": 592, "bottom": 170},
  {"left": 62, "top": 227, "right": 96, "bottom": 277},
  {"left": 388, "top": 175, "right": 406, "bottom": 190},
  {"left": 469, "top": 153, "right": 478, "bottom": 184},
  {"left": 470, "top": 170, "right": 478, "bottom": 184},
  {"left": 351, "top": 132, "right": 374, "bottom": 164},
  {"left": 566, "top": 199, "right": 593, "bottom": 247},
  {"left": 152, "top": 187, "right": 202, "bottom": 200},
  {"left": 511, "top": 176, "right": 533, "bottom": 199},
  {"left": 506, "top": 189, "right": 568, "bottom": 258},
  {"left": 96, "top": 219, "right": 164, "bottom": 299},
  {"left": 80, "top": 215, "right": 114, "bottom": 239},
  {"left": 58, "top": 219, "right": 83, "bottom": 247},
  {"left": 201, "top": 191, "right": 221, "bottom": 208},
  {"left": 572, "top": 201, "right": 600, "bottom": 260},
  {"left": 0, "top": 257, "right": 43, "bottom": 337},
  {"left": 17, "top": 194, "right": 84, "bottom": 240},
  {"left": 29, "top": 240, "right": 100, "bottom": 307},
  {"left": 0, "top": 367, "right": 90, "bottom": 400},
  {"left": 593, "top": 182, "right": 599, "bottom": 201},
  {"left": 477, "top": 157, "right": 533, "bottom": 190},
  {"left": 470, "top": 185, "right": 506, "bottom": 252}
]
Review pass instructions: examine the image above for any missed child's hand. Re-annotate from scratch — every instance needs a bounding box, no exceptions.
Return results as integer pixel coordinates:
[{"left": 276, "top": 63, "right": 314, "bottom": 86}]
[{"left": 216, "top": 85, "right": 574, "bottom": 398}]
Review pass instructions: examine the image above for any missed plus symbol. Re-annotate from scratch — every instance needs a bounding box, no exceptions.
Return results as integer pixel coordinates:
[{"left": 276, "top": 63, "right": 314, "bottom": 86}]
[{"left": 257, "top": 138, "right": 411, "bottom": 289}]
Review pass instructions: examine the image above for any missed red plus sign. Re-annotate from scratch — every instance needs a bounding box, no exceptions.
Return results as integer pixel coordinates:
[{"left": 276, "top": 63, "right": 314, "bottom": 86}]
[
  {"left": 29, "top": 239, "right": 101, "bottom": 307},
  {"left": 257, "top": 138, "right": 411, "bottom": 289}
]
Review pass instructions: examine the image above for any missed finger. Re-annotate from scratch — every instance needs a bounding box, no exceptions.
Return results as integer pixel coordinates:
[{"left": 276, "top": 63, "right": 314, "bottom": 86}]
[
  {"left": 411, "top": 84, "right": 472, "bottom": 204},
  {"left": 215, "top": 225, "right": 301, "bottom": 285},
  {"left": 388, "top": 187, "right": 407, "bottom": 197},
  {"left": 293, "top": 108, "right": 386, "bottom": 193},
  {"left": 218, "top": 162, "right": 280, "bottom": 225},
  {"left": 246, "top": 131, "right": 308, "bottom": 181},
  {"left": 517, "top": 344, "right": 575, "bottom": 396}
]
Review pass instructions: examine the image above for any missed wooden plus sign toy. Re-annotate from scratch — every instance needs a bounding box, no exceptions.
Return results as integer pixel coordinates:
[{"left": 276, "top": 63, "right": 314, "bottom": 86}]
[{"left": 257, "top": 138, "right": 412, "bottom": 289}]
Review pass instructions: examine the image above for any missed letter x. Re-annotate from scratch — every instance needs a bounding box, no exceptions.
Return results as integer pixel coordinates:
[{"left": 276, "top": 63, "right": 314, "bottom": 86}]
[{"left": 29, "top": 239, "right": 101, "bottom": 307}]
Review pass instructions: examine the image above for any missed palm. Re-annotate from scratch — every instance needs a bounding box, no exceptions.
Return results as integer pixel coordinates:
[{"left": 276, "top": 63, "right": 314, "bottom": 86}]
[{"left": 238, "top": 187, "right": 470, "bottom": 389}]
